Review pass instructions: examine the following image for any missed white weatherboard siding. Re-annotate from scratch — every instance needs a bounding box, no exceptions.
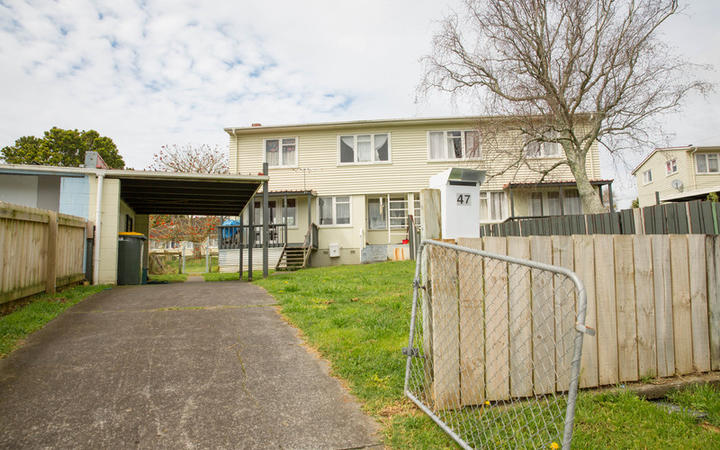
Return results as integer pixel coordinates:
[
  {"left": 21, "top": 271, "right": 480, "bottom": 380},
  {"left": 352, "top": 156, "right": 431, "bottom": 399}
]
[
  {"left": 219, "top": 248, "right": 282, "bottom": 271},
  {"left": 232, "top": 121, "right": 601, "bottom": 195}
]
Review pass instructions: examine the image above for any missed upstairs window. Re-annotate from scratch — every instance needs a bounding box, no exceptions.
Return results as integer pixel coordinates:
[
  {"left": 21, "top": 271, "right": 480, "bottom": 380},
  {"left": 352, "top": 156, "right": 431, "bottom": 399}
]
[
  {"left": 524, "top": 139, "right": 562, "bottom": 158},
  {"left": 642, "top": 169, "right": 653, "bottom": 184},
  {"left": 666, "top": 158, "right": 678, "bottom": 175},
  {"left": 428, "top": 130, "right": 481, "bottom": 160},
  {"left": 265, "top": 138, "right": 296, "bottom": 167},
  {"left": 696, "top": 153, "right": 719, "bottom": 174},
  {"left": 339, "top": 134, "right": 390, "bottom": 164}
]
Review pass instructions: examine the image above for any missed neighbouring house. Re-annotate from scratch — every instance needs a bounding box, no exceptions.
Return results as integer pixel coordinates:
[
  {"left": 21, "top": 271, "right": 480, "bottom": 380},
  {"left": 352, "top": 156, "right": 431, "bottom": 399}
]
[
  {"left": 632, "top": 145, "right": 720, "bottom": 208},
  {"left": 224, "top": 116, "right": 611, "bottom": 268},
  {"left": 0, "top": 153, "right": 265, "bottom": 284}
]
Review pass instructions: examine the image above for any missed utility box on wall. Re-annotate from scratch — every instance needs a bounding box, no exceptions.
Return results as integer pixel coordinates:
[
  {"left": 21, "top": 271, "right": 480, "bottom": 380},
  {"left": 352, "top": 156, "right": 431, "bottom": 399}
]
[{"left": 429, "top": 168, "right": 486, "bottom": 240}]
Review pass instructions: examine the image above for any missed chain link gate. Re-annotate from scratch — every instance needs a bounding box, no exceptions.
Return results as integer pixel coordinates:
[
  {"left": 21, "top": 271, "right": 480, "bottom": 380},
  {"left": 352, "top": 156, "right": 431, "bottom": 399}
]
[{"left": 404, "top": 240, "right": 592, "bottom": 449}]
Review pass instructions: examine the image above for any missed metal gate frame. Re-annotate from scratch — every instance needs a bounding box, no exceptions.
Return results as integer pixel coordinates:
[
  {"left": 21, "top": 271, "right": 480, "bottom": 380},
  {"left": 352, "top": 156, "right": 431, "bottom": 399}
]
[{"left": 403, "top": 239, "right": 592, "bottom": 449}]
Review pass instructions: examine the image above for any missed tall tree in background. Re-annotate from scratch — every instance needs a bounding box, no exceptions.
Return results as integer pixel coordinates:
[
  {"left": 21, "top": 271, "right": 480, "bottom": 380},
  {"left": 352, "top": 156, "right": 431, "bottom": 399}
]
[
  {"left": 148, "top": 144, "right": 229, "bottom": 254},
  {"left": 1, "top": 127, "right": 125, "bottom": 168},
  {"left": 148, "top": 144, "right": 228, "bottom": 174},
  {"left": 421, "top": 0, "right": 711, "bottom": 213}
]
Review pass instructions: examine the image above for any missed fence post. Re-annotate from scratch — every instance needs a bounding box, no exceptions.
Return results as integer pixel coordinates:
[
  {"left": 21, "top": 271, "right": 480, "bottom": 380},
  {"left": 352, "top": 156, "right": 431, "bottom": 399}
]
[{"left": 45, "top": 211, "right": 58, "bottom": 294}]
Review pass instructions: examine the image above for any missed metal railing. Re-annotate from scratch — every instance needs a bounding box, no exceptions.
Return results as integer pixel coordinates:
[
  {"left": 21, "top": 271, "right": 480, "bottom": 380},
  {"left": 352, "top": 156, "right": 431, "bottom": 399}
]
[
  {"left": 217, "top": 223, "right": 287, "bottom": 249},
  {"left": 404, "top": 240, "right": 590, "bottom": 449}
]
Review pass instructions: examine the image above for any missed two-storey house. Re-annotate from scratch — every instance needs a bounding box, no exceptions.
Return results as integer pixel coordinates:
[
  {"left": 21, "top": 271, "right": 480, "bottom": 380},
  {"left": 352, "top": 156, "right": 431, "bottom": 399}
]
[
  {"left": 632, "top": 145, "right": 720, "bottom": 207},
  {"left": 225, "top": 116, "right": 608, "bottom": 267}
]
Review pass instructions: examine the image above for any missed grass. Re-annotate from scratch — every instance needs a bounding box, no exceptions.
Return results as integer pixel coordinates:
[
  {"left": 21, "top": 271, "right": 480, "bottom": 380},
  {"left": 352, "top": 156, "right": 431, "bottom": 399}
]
[
  {"left": 0, "top": 284, "right": 109, "bottom": 358},
  {"left": 254, "top": 260, "right": 720, "bottom": 448},
  {"left": 148, "top": 273, "right": 188, "bottom": 283},
  {"left": 204, "top": 270, "right": 275, "bottom": 282}
]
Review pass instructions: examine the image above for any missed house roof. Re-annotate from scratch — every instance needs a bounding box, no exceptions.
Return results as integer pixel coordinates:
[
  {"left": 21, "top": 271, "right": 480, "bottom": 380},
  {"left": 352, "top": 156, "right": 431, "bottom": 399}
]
[
  {"left": 631, "top": 145, "right": 720, "bottom": 175},
  {"left": 0, "top": 164, "right": 268, "bottom": 216},
  {"left": 224, "top": 113, "right": 595, "bottom": 135}
]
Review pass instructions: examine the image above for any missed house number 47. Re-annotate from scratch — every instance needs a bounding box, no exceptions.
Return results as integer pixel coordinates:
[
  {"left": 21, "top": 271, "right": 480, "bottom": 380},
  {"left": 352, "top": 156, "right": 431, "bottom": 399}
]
[{"left": 456, "top": 194, "right": 471, "bottom": 206}]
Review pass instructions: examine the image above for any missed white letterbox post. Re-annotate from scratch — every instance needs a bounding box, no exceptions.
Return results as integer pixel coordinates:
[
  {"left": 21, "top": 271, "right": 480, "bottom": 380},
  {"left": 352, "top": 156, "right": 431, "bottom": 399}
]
[{"left": 429, "top": 168, "right": 486, "bottom": 240}]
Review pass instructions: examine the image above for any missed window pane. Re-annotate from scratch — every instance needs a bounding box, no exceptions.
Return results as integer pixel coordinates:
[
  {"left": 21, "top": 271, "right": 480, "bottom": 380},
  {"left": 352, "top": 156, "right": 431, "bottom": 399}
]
[
  {"left": 389, "top": 196, "right": 407, "bottom": 228},
  {"left": 374, "top": 134, "right": 389, "bottom": 161},
  {"left": 531, "top": 192, "right": 543, "bottom": 216},
  {"left": 563, "top": 189, "right": 582, "bottom": 215},
  {"left": 525, "top": 141, "right": 541, "bottom": 158},
  {"left": 479, "top": 193, "right": 488, "bottom": 220},
  {"left": 490, "top": 192, "right": 506, "bottom": 220},
  {"left": 465, "top": 131, "right": 481, "bottom": 158},
  {"left": 414, "top": 196, "right": 421, "bottom": 226},
  {"left": 447, "top": 131, "right": 462, "bottom": 159},
  {"left": 284, "top": 198, "right": 296, "bottom": 226},
  {"left": 547, "top": 192, "right": 561, "bottom": 215},
  {"left": 336, "top": 197, "right": 350, "bottom": 224},
  {"left": 340, "top": 136, "right": 355, "bottom": 163},
  {"left": 696, "top": 154, "right": 707, "bottom": 173},
  {"left": 368, "top": 198, "right": 386, "bottom": 230},
  {"left": 544, "top": 142, "right": 562, "bottom": 157},
  {"left": 319, "top": 197, "right": 333, "bottom": 224},
  {"left": 709, "top": 154, "right": 719, "bottom": 172},
  {"left": 266, "top": 140, "right": 280, "bottom": 166},
  {"left": 357, "top": 135, "right": 371, "bottom": 162},
  {"left": 281, "top": 138, "right": 296, "bottom": 166},
  {"left": 429, "top": 132, "right": 444, "bottom": 159}
]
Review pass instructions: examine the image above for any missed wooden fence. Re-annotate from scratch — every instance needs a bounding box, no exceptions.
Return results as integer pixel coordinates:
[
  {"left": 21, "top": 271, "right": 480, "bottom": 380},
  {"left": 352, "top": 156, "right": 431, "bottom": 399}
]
[
  {"left": 0, "top": 202, "right": 88, "bottom": 304},
  {"left": 426, "top": 234, "right": 720, "bottom": 402},
  {"left": 480, "top": 200, "right": 720, "bottom": 237}
]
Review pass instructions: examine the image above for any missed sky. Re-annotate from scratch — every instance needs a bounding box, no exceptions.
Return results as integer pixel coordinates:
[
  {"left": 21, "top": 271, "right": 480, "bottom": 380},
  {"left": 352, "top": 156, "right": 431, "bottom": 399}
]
[{"left": 0, "top": 0, "right": 718, "bottom": 208}]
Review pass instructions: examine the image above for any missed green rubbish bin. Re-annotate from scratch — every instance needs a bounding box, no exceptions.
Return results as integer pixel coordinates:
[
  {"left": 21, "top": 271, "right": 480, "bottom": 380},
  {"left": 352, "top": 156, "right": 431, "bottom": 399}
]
[{"left": 117, "top": 232, "right": 147, "bottom": 285}]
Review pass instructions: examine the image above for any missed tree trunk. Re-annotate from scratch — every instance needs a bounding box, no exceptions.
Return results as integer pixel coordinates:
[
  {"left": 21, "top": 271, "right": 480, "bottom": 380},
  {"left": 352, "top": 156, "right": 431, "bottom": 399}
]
[{"left": 567, "top": 151, "right": 605, "bottom": 214}]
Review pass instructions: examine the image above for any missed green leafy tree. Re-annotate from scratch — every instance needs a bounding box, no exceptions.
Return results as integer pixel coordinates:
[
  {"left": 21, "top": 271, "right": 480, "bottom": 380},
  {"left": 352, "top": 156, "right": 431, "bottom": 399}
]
[{"left": 1, "top": 127, "right": 125, "bottom": 168}]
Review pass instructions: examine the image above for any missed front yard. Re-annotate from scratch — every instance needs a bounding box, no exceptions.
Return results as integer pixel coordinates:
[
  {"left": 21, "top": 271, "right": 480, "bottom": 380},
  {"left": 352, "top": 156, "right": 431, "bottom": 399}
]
[{"left": 254, "top": 260, "right": 720, "bottom": 448}]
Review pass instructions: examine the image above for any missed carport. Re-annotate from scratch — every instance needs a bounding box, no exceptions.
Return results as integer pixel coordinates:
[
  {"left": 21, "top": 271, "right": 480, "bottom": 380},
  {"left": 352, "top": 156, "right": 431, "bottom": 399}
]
[{"left": 96, "top": 167, "right": 271, "bottom": 284}]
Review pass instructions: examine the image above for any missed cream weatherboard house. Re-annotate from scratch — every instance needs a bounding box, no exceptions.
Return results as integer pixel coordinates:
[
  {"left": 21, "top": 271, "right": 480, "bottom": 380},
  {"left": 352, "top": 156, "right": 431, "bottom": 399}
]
[
  {"left": 632, "top": 145, "right": 720, "bottom": 208},
  {"left": 224, "top": 116, "right": 609, "bottom": 268}
]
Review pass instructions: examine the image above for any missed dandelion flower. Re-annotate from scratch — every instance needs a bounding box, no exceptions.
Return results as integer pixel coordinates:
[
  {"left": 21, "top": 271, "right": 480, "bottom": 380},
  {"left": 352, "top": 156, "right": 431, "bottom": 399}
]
[
  {"left": 484, "top": 401, "right": 490, "bottom": 406},
  {"left": 550, "top": 442, "right": 559, "bottom": 449}
]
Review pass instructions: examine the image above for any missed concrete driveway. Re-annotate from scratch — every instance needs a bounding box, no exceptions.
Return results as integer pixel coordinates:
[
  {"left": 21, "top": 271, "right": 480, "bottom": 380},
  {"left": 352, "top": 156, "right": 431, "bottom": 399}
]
[{"left": 0, "top": 281, "right": 380, "bottom": 449}]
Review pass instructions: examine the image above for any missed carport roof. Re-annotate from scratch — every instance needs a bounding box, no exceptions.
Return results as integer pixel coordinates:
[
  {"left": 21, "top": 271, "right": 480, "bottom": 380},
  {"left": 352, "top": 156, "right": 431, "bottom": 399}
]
[
  {"left": 0, "top": 164, "right": 267, "bottom": 216},
  {"left": 106, "top": 170, "right": 267, "bottom": 216}
]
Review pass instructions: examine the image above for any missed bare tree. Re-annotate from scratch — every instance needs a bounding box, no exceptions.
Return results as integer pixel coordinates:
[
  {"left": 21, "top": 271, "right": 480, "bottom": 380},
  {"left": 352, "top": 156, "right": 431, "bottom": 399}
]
[
  {"left": 148, "top": 144, "right": 228, "bottom": 174},
  {"left": 421, "top": 0, "right": 711, "bottom": 213},
  {"left": 147, "top": 144, "right": 228, "bottom": 256}
]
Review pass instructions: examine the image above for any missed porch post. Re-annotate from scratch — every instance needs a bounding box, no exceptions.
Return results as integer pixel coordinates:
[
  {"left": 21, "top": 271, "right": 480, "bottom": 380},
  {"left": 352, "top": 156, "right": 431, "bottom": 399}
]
[
  {"left": 262, "top": 162, "right": 269, "bottom": 279},
  {"left": 284, "top": 193, "right": 288, "bottom": 245},
  {"left": 608, "top": 183, "right": 614, "bottom": 212},
  {"left": 307, "top": 192, "right": 312, "bottom": 229},
  {"left": 559, "top": 188, "right": 565, "bottom": 216}
]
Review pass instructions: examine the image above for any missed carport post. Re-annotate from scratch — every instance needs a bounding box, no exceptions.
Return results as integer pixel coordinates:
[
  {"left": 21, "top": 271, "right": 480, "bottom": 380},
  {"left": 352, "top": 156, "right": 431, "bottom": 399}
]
[
  {"left": 238, "top": 215, "right": 244, "bottom": 278},
  {"left": 262, "top": 162, "right": 269, "bottom": 279},
  {"left": 247, "top": 198, "right": 253, "bottom": 281}
]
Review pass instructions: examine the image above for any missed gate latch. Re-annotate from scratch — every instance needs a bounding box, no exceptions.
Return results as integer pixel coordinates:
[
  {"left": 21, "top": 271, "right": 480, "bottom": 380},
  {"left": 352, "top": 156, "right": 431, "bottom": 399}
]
[
  {"left": 576, "top": 323, "right": 596, "bottom": 336},
  {"left": 402, "top": 347, "right": 423, "bottom": 358}
]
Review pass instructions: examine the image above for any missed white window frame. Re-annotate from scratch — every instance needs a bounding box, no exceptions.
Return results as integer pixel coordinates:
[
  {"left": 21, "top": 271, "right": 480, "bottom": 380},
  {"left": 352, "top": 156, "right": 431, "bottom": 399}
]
[
  {"left": 524, "top": 139, "right": 563, "bottom": 159},
  {"left": 642, "top": 169, "right": 653, "bottom": 185},
  {"left": 695, "top": 153, "right": 719, "bottom": 174},
  {"left": 665, "top": 158, "right": 678, "bottom": 175},
  {"left": 263, "top": 137, "right": 298, "bottom": 168},
  {"left": 427, "top": 130, "right": 482, "bottom": 161},
  {"left": 337, "top": 133, "right": 392, "bottom": 165},
  {"left": 479, "top": 191, "right": 507, "bottom": 222},
  {"left": 317, "top": 196, "right": 352, "bottom": 227},
  {"left": 388, "top": 195, "right": 408, "bottom": 229}
]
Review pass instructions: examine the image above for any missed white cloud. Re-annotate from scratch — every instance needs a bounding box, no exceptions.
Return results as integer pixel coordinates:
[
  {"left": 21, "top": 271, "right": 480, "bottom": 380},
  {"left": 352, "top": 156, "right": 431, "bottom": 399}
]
[{"left": 0, "top": 0, "right": 718, "bottom": 208}]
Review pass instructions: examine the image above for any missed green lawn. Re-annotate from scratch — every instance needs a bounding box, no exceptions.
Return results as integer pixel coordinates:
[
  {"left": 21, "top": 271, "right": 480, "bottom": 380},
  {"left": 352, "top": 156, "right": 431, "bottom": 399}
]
[
  {"left": 148, "top": 273, "right": 188, "bottom": 283},
  {"left": 203, "top": 270, "right": 275, "bottom": 282},
  {"left": 0, "top": 284, "right": 109, "bottom": 358},
  {"left": 254, "top": 260, "right": 720, "bottom": 448}
]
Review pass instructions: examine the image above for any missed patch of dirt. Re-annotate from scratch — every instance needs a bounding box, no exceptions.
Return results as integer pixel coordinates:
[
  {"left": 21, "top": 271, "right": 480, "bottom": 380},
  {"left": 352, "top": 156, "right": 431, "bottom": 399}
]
[{"left": 700, "top": 422, "right": 720, "bottom": 433}]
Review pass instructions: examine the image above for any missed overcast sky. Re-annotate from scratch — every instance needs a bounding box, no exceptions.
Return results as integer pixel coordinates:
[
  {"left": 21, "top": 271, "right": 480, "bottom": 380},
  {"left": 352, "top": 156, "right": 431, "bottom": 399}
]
[{"left": 1, "top": 0, "right": 718, "bottom": 207}]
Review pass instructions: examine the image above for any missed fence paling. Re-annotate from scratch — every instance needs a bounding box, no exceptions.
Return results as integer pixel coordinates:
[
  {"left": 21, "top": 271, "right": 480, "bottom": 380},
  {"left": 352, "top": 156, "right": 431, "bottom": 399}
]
[
  {"left": 405, "top": 240, "right": 588, "bottom": 449},
  {"left": 0, "top": 202, "right": 87, "bottom": 304},
  {"left": 481, "top": 200, "right": 720, "bottom": 237},
  {"left": 454, "top": 234, "right": 720, "bottom": 388}
]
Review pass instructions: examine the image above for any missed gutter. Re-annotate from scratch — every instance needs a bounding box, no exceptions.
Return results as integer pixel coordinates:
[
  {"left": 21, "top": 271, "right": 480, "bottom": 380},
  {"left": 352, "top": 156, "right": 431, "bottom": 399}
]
[{"left": 93, "top": 171, "right": 105, "bottom": 285}]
